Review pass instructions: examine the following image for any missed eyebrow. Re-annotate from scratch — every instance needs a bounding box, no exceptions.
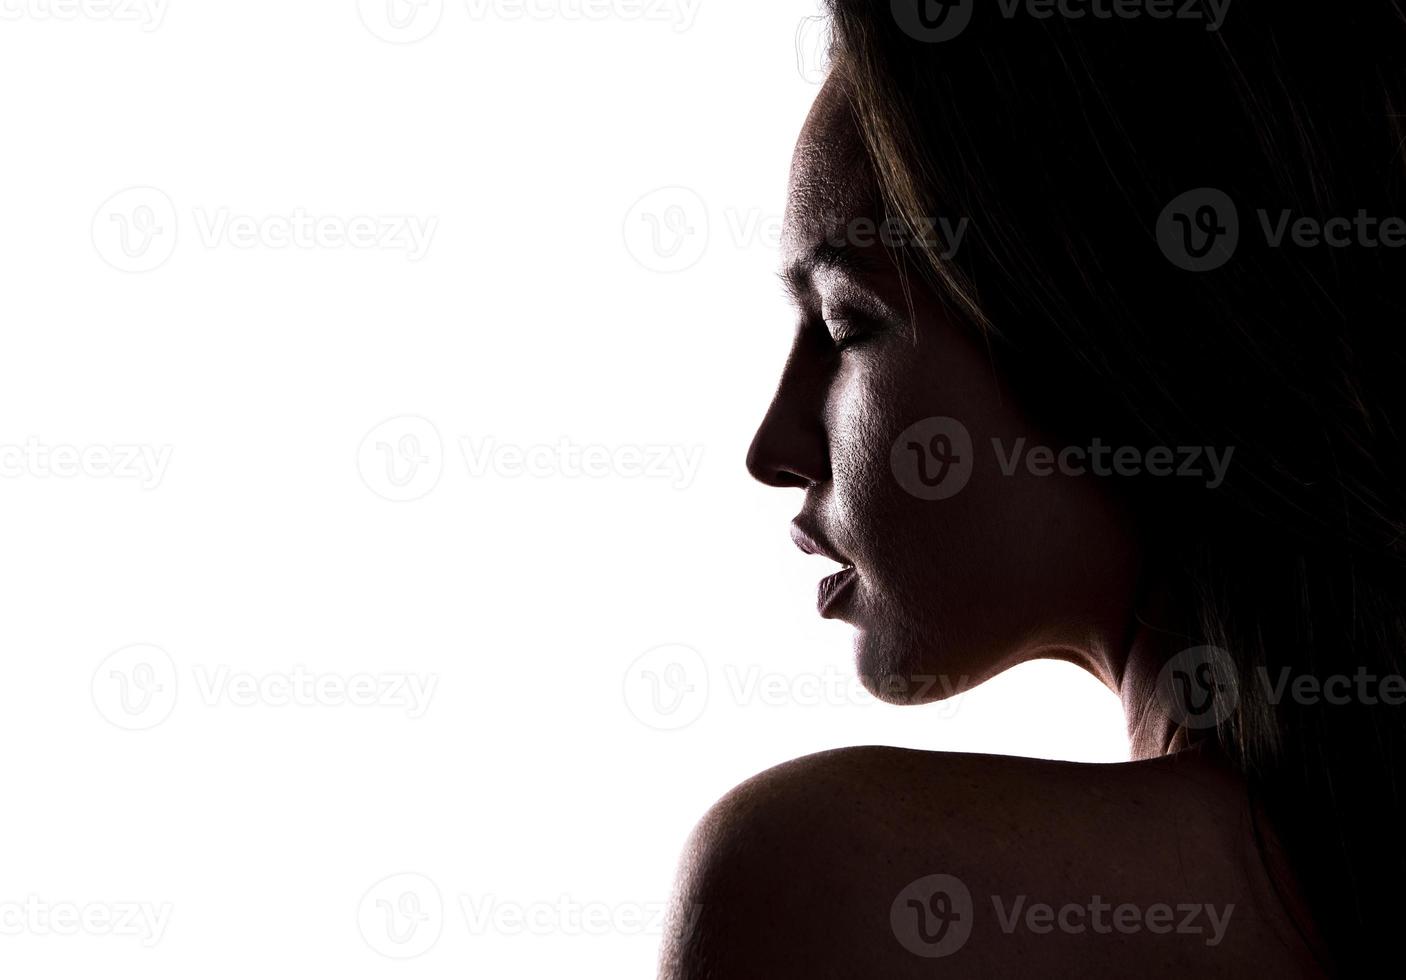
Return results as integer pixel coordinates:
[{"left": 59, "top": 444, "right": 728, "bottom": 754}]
[{"left": 778, "top": 237, "right": 889, "bottom": 305}]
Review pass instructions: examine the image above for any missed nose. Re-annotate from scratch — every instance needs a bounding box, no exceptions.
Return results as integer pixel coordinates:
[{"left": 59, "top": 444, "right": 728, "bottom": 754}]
[{"left": 746, "top": 336, "right": 830, "bottom": 489}]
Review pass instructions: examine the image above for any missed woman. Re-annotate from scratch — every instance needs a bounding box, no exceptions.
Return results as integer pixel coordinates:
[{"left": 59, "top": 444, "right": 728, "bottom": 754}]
[{"left": 659, "top": 3, "right": 1406, "bottom": 977}]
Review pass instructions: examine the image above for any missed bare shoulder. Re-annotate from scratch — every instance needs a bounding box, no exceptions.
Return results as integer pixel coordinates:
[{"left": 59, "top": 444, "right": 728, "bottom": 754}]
[{"left": 658, "top": 745, "right": 1325, "bottom": 979}]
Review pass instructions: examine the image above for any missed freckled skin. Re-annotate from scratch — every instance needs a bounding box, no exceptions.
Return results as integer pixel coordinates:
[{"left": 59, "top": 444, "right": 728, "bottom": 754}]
[
  {"left": 750, "top": 78, "right": 1145, "bottom": 710},
  {"left": 658, "top": 78, "right": 1333, "bottom": 979}
]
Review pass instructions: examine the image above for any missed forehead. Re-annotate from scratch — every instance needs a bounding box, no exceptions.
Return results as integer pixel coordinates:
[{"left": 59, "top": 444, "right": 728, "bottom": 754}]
[{"left": 782, "top": 78, "right": 882, "bottom": 258}]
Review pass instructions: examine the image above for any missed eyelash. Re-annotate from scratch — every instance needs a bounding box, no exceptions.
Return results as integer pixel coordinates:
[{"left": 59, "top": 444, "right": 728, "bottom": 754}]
[{"left": 822, "top": 312, "right": 877, "bottom": 353}]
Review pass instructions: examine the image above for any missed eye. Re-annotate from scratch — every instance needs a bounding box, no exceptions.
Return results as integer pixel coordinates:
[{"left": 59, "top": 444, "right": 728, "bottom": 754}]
[{"left": 823, "top": 310, "right": 881, "bottom": 353}]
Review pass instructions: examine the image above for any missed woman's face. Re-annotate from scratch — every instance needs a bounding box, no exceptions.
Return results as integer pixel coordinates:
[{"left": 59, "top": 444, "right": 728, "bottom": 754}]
[{"left": 748, "top": 78, "right": 1143, "bottom": 703}]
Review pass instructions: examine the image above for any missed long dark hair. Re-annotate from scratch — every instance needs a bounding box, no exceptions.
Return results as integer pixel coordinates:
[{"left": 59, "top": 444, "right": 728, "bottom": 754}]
[{"left": 823, "top": 1, "right": 1406, "bottom": 973}]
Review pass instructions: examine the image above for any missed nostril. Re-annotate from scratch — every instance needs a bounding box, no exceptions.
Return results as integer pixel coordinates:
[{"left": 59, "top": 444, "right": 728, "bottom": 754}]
[
  {"left": 746, "top": 432, "right": 810, "bottom": 489},
  {"left": 747, "top": 408, "right": 829, "bottom": 489},
  {"left": 747, "top": 451, "right": 816, "bottom": 490}
]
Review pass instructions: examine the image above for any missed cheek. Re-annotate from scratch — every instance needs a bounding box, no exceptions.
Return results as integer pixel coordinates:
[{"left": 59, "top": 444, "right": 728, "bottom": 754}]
[
  {"left": 826, "top": 348, "right": 950, "bottom": 573},
  {"left": 823, "top": 338, "right": 1069, "bottom": 640},
  {"left": 823, "top": 332, "right": 1142, "bottom": 671},
  {"left": 826, "top": 361, "right": 892, "bottom": 535}
]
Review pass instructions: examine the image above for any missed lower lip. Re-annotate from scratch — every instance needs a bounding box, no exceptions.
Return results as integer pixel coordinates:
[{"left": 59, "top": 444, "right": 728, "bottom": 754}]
[{"left": 817, "top": 566, "right": 858, "bottom": 618}]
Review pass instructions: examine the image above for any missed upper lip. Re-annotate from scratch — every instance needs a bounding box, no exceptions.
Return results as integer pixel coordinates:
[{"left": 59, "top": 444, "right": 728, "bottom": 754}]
[{"left": 790, "top": 522, "right": 853, "bottom": 568}]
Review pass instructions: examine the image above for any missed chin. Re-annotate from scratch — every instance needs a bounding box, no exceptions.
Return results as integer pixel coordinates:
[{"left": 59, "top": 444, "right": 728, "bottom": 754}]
[{"left": 852, "top": 620, "right": 969, "bottom": 706}]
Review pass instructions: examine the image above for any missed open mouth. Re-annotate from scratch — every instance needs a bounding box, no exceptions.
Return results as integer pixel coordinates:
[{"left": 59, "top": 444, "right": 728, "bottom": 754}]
[{"left": 790, "top": 523, "right": 858, "bottom": 618}]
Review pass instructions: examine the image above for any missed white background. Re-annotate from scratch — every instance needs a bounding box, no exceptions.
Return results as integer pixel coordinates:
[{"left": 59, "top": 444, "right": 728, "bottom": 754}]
[{"left": 0, "top": 1, "right": 1126, "bottom": 975}]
